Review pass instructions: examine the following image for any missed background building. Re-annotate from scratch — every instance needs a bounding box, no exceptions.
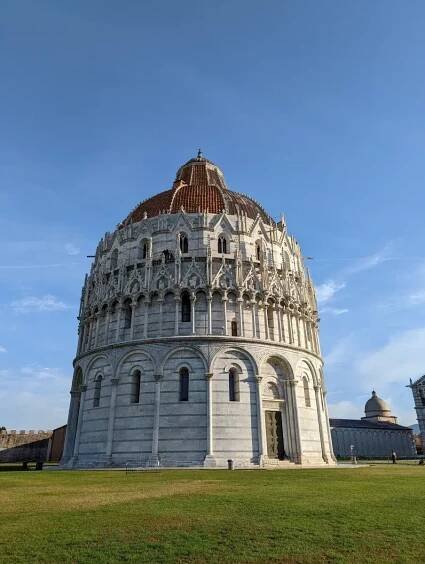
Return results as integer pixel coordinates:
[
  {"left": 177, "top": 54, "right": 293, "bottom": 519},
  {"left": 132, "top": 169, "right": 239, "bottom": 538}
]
[
  {"left": 61, "top": 153, "right": 335, "bottom": 468},
  {"left": 331, "top": 391, "right": 416, "bottom": 458}
]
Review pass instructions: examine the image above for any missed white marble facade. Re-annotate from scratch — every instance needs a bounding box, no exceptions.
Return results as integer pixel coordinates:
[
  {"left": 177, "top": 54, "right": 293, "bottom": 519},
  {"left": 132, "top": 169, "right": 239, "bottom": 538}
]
[
  {"left": 61, "top": 154, "right": 336, "bottom": 468},
  {"left": 409, "top": 375, "right": 425, "bottom": 452}
]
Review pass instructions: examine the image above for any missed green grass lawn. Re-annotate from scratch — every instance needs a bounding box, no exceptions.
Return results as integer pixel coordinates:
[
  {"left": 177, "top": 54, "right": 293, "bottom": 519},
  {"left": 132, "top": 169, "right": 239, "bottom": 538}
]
[{"left": 0, "top": 466, "right": 424, "bottom": 563}]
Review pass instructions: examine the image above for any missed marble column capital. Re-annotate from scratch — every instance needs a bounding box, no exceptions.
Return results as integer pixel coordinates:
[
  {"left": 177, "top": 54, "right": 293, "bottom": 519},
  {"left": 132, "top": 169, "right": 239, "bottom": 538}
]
[
  {"left": 205, "top": 372, "right": 214, "bottom": 380},
  {"left": 154, "top": 374, "right": 163, "bottom": 382}
]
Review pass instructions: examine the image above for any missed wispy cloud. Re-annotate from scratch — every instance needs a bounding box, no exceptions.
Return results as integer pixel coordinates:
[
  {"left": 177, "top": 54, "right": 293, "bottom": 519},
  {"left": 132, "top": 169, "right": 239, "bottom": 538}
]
[
  {"left": 321, "top": 307, "right": 349, "bottom": 316},
  {"left": 0, "top": 346, "right": 6, "bottom": 353},
  {"left": 65, "top": 243, "right": 80, "bottom": 256},
  {"left": 11, "top": 295, "right": 70, "bottom": 313},
  {"left": 316, "top": 280, "right": 346, "bottom": 305},
  {"left": 357, "top": 327, "right": 425, "bottom": 387},
  {"left": 346, "top": 246, "right": 392, "bottom": 275},
  {"left": 328, "top": 400, "right": 362, "bottom": 420}
]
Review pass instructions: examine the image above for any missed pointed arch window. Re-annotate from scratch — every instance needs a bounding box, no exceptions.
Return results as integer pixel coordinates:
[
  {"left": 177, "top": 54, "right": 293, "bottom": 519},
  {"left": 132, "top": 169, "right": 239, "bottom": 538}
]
[
  {"left": 303, "top": 376, "right": 311, "bottom": 408},
  {"left": 181, "top": 291, "right": 191, "bottom": 322},
  {"left": 218, "top": 235, "right": 228, "bottom": 254},
  {"left": 93, "top": 374, "right": 102, "bottom": 408},
  {"left": 179, "top": 367, "right": 189, "bottom": 401},
  {"left": 140, "top": 239, "right": 149, "bottom": 260},
  {"left": 231, "top": 319, "right": 238, "bottom": 336},
  {"left": 180, "top": 233, "right": 189, "bottom": 254},
  {"left": 229, "top": 368, "right": 240, "bottom": 402},
  {"left": 123, "top": 300, "right": 132, "bottom": 329},
  {"left": 130, "top": 370, "right": 141, "bottom": 404}
]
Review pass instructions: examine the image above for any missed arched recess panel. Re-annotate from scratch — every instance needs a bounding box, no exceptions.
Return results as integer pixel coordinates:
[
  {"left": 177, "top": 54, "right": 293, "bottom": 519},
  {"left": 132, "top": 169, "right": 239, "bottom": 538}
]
[
  {"left": 211, "top": 292, "right": 224, "bottom": 335},
  {"left": 133, "top": 296, "right": 146, "bottom": 339},
  {"left": 77, "top": 356, "right": 112, "bottom": 460},
  {"left": 148, "top": 294, "right": 161, "bottom": 338},
  {"left": 162, "top": 292, "right": 175, "bottom": 337},
  {"left": 242, "top": 294, "right": 253, "bottom": 338},
  {"left": 296, "top": 361, "right": 322, "bottom": 457},
  {"left": 114, "top": 352, "right": 155, "bottom": 461},
  {"left": 212, "top": 349, "right": 258, "bottom": 463},
  {"left": 195, "top": 291, "right": 207, "bottom": 335},
  {"left": 226, "top": 292, "right": 238, "bottom": 336},
  {"left": 159, "top": 348, "right": 207, "bottom": 465}
]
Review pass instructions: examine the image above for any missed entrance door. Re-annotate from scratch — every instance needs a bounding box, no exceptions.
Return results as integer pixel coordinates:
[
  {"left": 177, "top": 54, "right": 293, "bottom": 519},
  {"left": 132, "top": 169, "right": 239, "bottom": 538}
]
[{"left": 265, "top": 411, "right": 285, "bottom": 459}]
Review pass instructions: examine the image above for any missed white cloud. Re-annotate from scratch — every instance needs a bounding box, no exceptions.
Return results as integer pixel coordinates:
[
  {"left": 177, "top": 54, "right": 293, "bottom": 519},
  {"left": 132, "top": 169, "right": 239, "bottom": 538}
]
[
  {"left": 11, "top": 295, "right": 70, "bottom": 313},
  {"left": 316, "top": 280, "right": 346, "bottom": 305},
  {"left": 65, "top": 243, "right": 80, "bottom": 256},
  {"left": 0, "top": 365, "right": 70, "bottom": 428},
  {"left": 408, "top": 290, "right": 425, "bottom": 306},
  {"left": 328, "top": 400, "right": 362, "bottom": 420},
  {"left": 324, "top": 337, "right": 354, "bottom": 367},
  {"left": 0, "top": 345, "right": 6, "bottom": 353},
  {"left": 346, "top": 246, "right": 392, "bottom": 275},
  {"left": 357, "top": 327, "right": 425, "bottom": 388},
  {"left": 321, "top": 307, "right": 349, "bottom": 316}
]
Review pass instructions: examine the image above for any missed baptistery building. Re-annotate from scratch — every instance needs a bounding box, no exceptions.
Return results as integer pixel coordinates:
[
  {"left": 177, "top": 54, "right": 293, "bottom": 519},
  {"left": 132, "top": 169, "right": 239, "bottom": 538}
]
[{"left": 61, "top": 152, "right": 336, "bottom": 468}]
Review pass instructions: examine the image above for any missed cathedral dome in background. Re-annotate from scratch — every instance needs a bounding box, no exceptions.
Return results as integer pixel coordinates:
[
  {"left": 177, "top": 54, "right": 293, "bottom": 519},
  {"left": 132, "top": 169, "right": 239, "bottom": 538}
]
[{"left": 364, "top": 391, "right": 392, "bottom": 417}]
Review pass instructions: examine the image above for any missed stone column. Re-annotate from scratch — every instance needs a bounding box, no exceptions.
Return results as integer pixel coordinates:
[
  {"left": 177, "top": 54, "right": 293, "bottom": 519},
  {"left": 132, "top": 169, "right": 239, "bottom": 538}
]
[
  {"left": 191, "top": 294, "right": 196, "bottom": 335},
  {"left": 207, "top": 293, "right": 212, "bottom": 334},
  {"left": 237, "top": 297, "right": 244, "bottom": 337},
  {"left": 255, "top": 375, "right": 266, "bottom": 466},
  {"left": 130, "top": 302, "right": 137, "bottom": 340},
  {"left": 174, "top": 297, "right": 180, "bottom": 335},
  {"left": 143, "top": 298, "right": 150, "bottom": 338},
  {"left": 288, "top": 380, "right": 302, "bottom": 463},
  {"left": 322, "top": 390, "right": 337, "bottom": 462},
  {"left": 115, "top": 305, "right": 122, "bottom": 343},
  {"left": 314, "top": 385, "right": 328, "bottom": 463},
  {"left": 223, "top": 296, "right": 228, "bottom": 335},
  {"left": 94, "top": 313, "right": 100, "bottom": 348},
  {"left": 62, "top": 390, "right": 81, "bottom": 463},
  {"left": 149, "top": 374, "right": 162, "bottom": 466},
  {"left": 283, "top": 381, "right": 296, "bottom": 461},
  {"left": 251, "top": 300, "right": 257, "bottom": 338},
  {"left": 276, "top": 305, "right": 282, "bottom": 342},
  {"left": 104, "top": 308, "right": 111, "bottom": 345},
  {"left": 105, "top": 378, "right": 119, "bottom": 460},
  {"left": 204, "top": 372, "right": 216, "bottom": 467},
  {"left": 263, "top": 304, "right": 269, "bottom": 340},
  {"left": 72, "top": 385, "right": 87, "bottom": 460},
  {"left": 158, "top": 298, "right": 164, "bottom": 337}
]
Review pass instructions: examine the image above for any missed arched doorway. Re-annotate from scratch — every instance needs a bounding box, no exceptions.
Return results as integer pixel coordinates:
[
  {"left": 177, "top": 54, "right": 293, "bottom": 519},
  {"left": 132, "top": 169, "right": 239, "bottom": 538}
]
[{"left": 261, "top": 358, "right": 290, "bottom": 461}]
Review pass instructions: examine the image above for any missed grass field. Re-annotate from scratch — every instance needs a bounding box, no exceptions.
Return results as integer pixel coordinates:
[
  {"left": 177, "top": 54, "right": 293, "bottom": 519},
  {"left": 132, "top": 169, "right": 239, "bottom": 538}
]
[{"left": 0, "top": 466, "right": 424, "bottom": 563}]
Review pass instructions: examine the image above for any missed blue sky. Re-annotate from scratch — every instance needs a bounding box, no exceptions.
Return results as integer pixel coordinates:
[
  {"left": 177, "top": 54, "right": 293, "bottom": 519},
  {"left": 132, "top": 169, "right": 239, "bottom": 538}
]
[{"left": 1, "top": 0, "right": 425, "bottom": 429}]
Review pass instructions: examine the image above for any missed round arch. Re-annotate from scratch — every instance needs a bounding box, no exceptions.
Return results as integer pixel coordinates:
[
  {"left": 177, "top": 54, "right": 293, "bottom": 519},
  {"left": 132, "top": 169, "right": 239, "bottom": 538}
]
[
  {"left": 160, "top": 345, "right": 208, "bottom": 375},
  {"left": 210, "top": 345, "right": 259, "bottom": 375},
  {"left": 115, "top": 348, "right": 157, "bottom": 378}
]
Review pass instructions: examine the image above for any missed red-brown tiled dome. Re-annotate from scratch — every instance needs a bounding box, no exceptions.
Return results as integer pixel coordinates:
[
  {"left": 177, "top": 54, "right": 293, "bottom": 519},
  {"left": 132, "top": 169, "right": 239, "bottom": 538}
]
[{"left": 121, "top": 153, "right": 273, "bottom": 226}]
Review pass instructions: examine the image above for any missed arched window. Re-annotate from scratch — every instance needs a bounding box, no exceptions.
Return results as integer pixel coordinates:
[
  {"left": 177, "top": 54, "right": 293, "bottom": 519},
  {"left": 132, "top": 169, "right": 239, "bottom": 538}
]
[
  {"left": 140, "top": 240, "right": 149, "bottom": 260},
  {"left": 180, "top": 233, "right": 188, "bottom": 254},
  {"left": 181, "top": 291, "right": 191, "bottom": 322},
  {"left": 231, "top": 319, "right": 238, "bottom": 336},
  {"left": 229, "top": 368, "right": 239, "bottom": 402},
  {"left": 303, "top": 376, "right": 311, "bottom": 407},
  {"left": 93, "top": 374, "right": 102, "bottom": 408},
  {"left": 218, "top": 235, "right": 228, "bottom": 254},
  {"left": 123, "top": 300, "right": 132, "bottom": 329},
  {"left": 130, "top": 370, "right": 141, "bottom": 404},
  {"left": 179, "top": 367, "right": 189, "bottom": 401},
  {"left": 110, "top": 249, "right": 118, "bottom": 270}
]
